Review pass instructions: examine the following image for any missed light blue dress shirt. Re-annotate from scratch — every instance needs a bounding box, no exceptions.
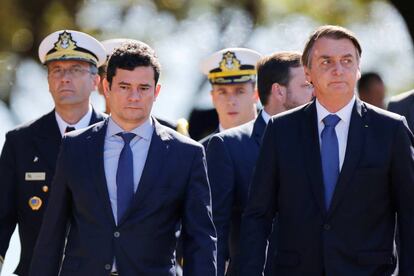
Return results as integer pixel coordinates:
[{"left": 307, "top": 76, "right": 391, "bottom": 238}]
[{"left": 103, "top": 117, "right": 154, "bottom": 224}]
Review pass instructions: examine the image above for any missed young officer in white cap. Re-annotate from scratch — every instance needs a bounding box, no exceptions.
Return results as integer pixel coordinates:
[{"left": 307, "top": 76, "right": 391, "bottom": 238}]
[
  {"left": 199, "top": 48, "right": 261, "bottom": 147},
  {"left": 98, "top": 38, "right": 189, "bottom": 136},
  {"left": 0, "top": 30, "right": 107, "bottom": 276}
]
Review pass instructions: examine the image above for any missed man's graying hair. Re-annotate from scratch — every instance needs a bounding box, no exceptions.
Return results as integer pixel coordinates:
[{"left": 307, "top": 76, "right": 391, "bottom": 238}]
[{"left": 302, "top": 25, "right": 362, "bottom": 68}]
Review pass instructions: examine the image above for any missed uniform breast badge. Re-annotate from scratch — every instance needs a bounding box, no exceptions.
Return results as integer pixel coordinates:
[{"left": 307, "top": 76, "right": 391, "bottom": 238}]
[{"left": 28, "top": 196, "right": 42, "bottom": 211}]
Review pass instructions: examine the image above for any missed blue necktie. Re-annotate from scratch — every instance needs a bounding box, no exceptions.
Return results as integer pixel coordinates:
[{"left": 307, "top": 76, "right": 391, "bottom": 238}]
[
  {"left": 116, "top": 132, "right": 136, "bottom": 223},
  {"left": 321, "top": 114, "right": 341, "bottom": 210}
]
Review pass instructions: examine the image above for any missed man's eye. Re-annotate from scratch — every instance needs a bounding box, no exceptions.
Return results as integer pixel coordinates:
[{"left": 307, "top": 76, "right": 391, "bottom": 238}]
[{"left": 71, "top": 68, "right": 82, "bottom": 74}]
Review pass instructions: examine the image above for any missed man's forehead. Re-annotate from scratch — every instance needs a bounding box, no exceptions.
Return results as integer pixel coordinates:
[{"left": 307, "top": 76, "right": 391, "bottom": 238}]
[
  {"left": 312, "top": 38, "right": 358, "bottom": 57},
  {"left": 47, "top": 60, "right": 90, "bottom": 68},
  {"left": 213, "top": 82, "right": 254, "bottom": 90}
]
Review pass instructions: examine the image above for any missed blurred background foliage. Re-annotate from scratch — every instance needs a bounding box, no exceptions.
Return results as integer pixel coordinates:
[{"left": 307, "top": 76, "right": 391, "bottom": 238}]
[{"left": 0, "top": 0, "right": 412, "bottom": 120}]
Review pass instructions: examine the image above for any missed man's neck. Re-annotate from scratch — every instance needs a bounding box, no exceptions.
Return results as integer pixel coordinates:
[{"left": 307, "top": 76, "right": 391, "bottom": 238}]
[
  {"left": 264, "top": 105, "right": 285, "bottom": 117},
  {"left": 316, "top": 94, "right": 354, "bottom": 113},
  {"left": 55, "top": 104, "right": 90, "bottom": 125}
]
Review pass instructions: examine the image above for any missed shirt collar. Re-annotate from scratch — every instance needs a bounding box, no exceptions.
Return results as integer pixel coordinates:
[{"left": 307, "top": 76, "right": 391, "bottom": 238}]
[
  {"left": 261, "top": 109, "right": 271, "bottom": 125},
  {"left": 316, "top": 95, "right": 355, "bottom": 125},
  {"left": 107, "top": 116, "right": 153, "bottom": 141},
  {"left": 55, "top": 105, "right": 93, "bottom": 137}
]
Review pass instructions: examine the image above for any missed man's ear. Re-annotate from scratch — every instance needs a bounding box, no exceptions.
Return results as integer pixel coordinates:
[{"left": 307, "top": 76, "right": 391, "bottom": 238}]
[
  {"left": 304, "top": 66, "right": 312, "bottom": 84},
  {"left": 92, "top": 74, "right": 100, "bottom": 90},
  {"left": 154, "top": 84, "right": 161, "bottom": 101},
  {"left": 271, "top": 83, "right": 285, "bottom": 99},
  {"left": 253, "top": 88, "right": 259, "bottom": 102},
  {"left": 103, "top": 78, "right": 110, "bottom": 98}
]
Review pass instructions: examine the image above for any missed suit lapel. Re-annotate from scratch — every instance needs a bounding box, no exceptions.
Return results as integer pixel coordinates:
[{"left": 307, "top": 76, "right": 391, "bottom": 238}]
[
  {"left": 33, "top": 110, "right": 62, "bottom": 171},
  {"left": 86, "top": 119, "right": 116, "bottom": 225},
  {"left": 118, "top": 118, "right": 170, "bottom": 225},
  {"left": 301, "top": 101, "right": 327, "bottom": 215},
  {"left": 252, "top": 112, "right": 267, "bottom": 146},
  {"left": 89, "top": 107, "right": 107, "bottom": 125},
  {"left": 407, "top": 96, "right": 414, "bottom": 132},
  {"left": 327, "top": 99, "right": 367, "bottom": 217}
]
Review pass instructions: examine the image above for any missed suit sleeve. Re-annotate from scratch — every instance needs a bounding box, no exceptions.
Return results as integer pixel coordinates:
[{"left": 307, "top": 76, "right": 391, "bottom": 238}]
[
  {"left": 206, "top": 135, "right": 235, "bottom": 276},
  {"left": 182, "top": 145, "right": 217, "bottom": 276},
  {"left": 391, "top": 118, "right": 414, "bottom": 275},
  {"left": 239, "top": 119, "right": 278, "bottom": 276},
  {"left": 0, "top": 132, "right": 18, "bottom": 260},
  {"left": 29, "top": 137, "right": 72, "bottom": 276}
]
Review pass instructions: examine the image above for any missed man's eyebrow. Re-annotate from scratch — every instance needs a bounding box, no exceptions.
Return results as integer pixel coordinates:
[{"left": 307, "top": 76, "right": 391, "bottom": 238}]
[{"left": 118, "top": 81, "right": 131, "bottom": 85}]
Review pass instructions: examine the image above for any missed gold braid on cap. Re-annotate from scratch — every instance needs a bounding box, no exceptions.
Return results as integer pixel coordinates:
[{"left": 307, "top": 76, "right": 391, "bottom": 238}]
[{"left": 45, "top": 31, "right": 98, "bottom": 65}]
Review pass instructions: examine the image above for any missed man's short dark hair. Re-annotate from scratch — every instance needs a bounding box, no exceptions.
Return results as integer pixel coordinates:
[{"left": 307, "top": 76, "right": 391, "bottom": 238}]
[
  {"left": 257, "top": 51, "right": 302, "bottom": 106},
  {"left": 106, "top": 41, "right": 160, "bottom": 87},
  {"left": 302, "top": 25, "right": 362, "bottom": 69},
  {"left": 358, "top": 72, "right": 383, "bottom": 94}
]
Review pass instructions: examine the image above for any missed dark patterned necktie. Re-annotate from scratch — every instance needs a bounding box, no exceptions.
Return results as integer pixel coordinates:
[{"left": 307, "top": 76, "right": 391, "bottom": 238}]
[{"left": 116, "top": 132, "right": 136, "bottom": 223}]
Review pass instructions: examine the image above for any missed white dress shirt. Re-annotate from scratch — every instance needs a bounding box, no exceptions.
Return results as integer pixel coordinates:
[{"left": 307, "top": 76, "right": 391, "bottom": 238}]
[
  {"left": 55, "top": 105, "right": 93, "bottom": 137},
  {"left": 316, "top": 95, "right": 356, "bottom": 170},
  {"left": 261, "top": 109, "right": 272, "bottom": 125}
]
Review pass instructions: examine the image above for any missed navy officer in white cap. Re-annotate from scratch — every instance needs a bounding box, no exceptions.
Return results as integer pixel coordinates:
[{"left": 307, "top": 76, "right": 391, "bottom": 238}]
[
  {"left": 0, "top": 30, "right": 107, "bottom": 276},
  {"left": 199, "top": 48, "right": 261, "bottom": 147}
]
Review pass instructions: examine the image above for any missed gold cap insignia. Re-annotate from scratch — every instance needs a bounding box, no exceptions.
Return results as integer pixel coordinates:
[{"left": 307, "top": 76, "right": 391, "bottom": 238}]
[
  {"left": 28, "top": 196, "right": 42, "bottom": 211},
  {"left": 208, "top": 51, "right": 257, "bottom": 84},
  {"left": 219, "top": 51, "right": 241, "bottom": 72},
  {"left": 54, "top": 31, "right": 77, "bottom": 51}
]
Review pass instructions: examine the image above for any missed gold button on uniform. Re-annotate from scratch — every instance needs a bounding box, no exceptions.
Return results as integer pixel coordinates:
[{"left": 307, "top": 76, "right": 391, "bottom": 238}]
[{"left": 42, "top": 185, "right": 49, "bottom": 193}]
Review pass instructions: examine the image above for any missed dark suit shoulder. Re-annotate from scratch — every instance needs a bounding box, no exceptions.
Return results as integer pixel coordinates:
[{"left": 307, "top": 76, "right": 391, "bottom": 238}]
[
  {"left": 199, "top": 129, "right": 219, "bottom": 148},
  {"left": 6, "top": 111, "right": 55, "bottom": 136},
  {"left": 212, "top": 120, "right": 254, "bottom": 143},
  {"left": 269, "top": 102, "right": 310, "bottom": 127},
  {"left": 157, "top": 122, "right": 203, "bottom": 150},
  {"left": 63, "top": 120, "right": 106, "bottom": 140},
  {"left": 387, "top": 90, "right": 414, "bottom": 116},
  {"left": 156, "top": 117, "right": 177, "bottom": 130},
  {"left": 365, "top": 102, "right": 405, "bottom": 122},
  {"left": 361, "top": 102, "right": 410, "bottom": 137},
  {"left": 388, "top": 89, "right": 414, "bottom": 105}
]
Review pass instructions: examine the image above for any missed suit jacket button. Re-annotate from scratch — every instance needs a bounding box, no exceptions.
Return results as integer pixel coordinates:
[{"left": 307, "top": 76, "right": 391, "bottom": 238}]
[
  {"left": 323, "top": 224, "right": 331, "bottom": 230},
  {"left": 105, "top": 264, "right": 111, "bottom": 270},
  {"left": 114, "top": 231, "right": 120, "bottom": 238}
]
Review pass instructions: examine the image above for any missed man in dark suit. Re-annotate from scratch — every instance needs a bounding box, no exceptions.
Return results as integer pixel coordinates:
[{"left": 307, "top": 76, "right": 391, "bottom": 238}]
[
  {"left": 207, "top": 52, "right": 313, "bottom": 276},
  {"left": 388, "top": 89, "right": 414, "bottom": 132},
  {"left": 0, "top": 30, "right": 107, "bottom": 276},
  {"left": 239, "top": 25, "right": 414, "bottom": 276},
  {"left": 199, "top": 48, "right": 261, "bottom": 148},
  {"left": 29, "top": 41, "right": 216, "bottom": 276}
]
